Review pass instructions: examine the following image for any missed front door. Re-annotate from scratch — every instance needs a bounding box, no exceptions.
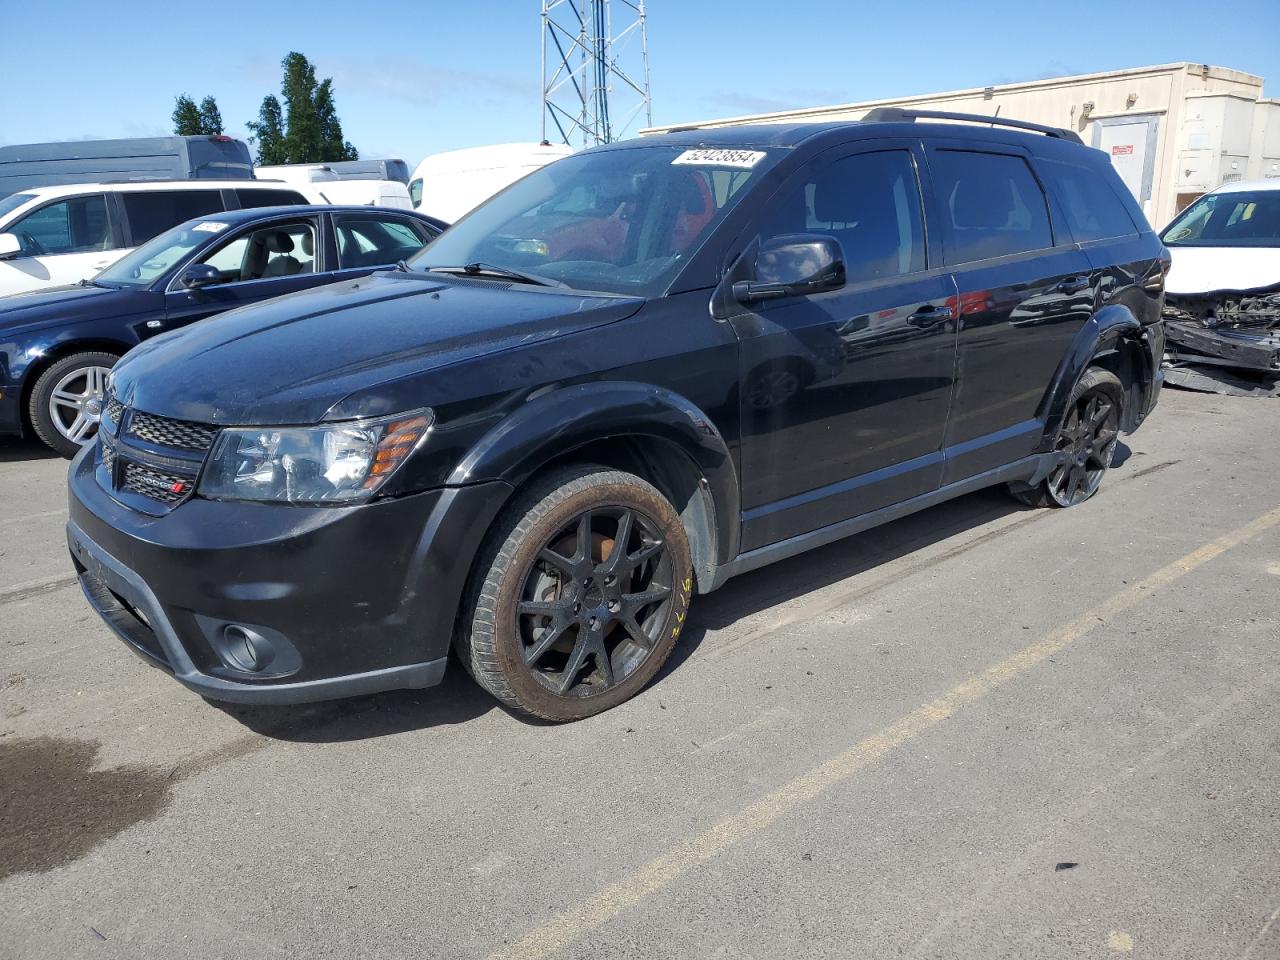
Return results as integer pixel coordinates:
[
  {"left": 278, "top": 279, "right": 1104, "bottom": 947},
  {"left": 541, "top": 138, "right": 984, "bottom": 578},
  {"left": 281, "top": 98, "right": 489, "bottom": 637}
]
[
  {"left": 160, "top": 217, "right": 326, "bottom": 335},
  {"left": 0, "top": 193, "right": 118, "bottom": 295},
  {"left": 733, "top": 143, "right": 958, "bottom": 552}
]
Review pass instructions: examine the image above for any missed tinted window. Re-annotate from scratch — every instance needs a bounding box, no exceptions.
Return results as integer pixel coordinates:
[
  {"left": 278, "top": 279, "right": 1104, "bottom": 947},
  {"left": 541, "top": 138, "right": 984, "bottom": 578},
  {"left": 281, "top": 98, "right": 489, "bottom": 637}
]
[
  {"left": 335, "top": 215, "right": 432, "bottom": 269},
  {"left": 1161, "top": 190, "right": 1280, "bottom": 248},
  {"left": 410, "top": 146, "right": 774, "bottom": 297},
  {"left": 931, "top": 151, "right": 1053, "bottom": 264},
  {"left": 197, "top": 221, "right": 316, "bottom": 282},
  {"left": 235, "top": 188, "right": 308, "bottom": 209},
  {"left": 10, "top": 194, "right": 111, "bottom": 256},
  {"left": 1039, "top": 161, "right": 1136, "bottom": 242},
  {"left": 123, "top": 190, "right": 226, "bottom": 245},
  {"left": 762, "top": 150, "right": 926, "bottom": 281}
]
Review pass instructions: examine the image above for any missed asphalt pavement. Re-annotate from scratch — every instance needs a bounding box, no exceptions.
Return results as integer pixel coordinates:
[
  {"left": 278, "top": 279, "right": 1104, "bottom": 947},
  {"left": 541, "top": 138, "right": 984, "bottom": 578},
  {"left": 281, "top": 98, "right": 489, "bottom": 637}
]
[{"left": 1, "top": 386, "right": 1278, "bottom": 960}]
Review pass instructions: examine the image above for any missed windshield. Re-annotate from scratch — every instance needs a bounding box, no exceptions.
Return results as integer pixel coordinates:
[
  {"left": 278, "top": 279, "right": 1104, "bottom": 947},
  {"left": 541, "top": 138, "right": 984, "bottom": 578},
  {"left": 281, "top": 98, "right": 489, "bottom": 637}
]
[
  {"left": 408, "top": 146, "right": 771, "bottom": 296},
  {"left": 1162, "top": 190, "right": 1280, "bottom": 248},
  {"left": 0, "top": 193, "right": 36, "bottom": 223},
  {"left": 96, "top": 220, "right": 220, "bottom": 288}
]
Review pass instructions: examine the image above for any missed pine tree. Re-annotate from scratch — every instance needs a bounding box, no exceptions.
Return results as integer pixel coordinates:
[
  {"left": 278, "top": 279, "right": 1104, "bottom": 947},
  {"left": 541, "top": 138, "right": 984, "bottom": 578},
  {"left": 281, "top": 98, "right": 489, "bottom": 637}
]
[
  {"left": 314, "top": 79, "right": 358, "bottom": 161},
  {"left": 247, "top": 95, "right": 287, "bottom": 164},
  {"left": 280, "top": 52, "right": 322, "bottom": 162},
  {"left": 197, "top": 96, "right": 224, "bottom": 136},
  {"left": 172, "top": 95, "right": 203, "bottom": 136},
  {"left": 173, "top": 94, "right": 224, "bottom": 136},
  {"left": 247, "top": 52, "right": 358, "bottom": 164}
]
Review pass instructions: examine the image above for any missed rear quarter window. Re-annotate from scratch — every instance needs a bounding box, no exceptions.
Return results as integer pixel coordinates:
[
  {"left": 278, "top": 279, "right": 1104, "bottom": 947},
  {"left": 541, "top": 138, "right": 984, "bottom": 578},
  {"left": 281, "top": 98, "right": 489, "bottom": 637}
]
[
  {"left": 235, "top": 188, "right": 308, "bottom": 209},
  {"left": 1038, "top": 160, "right": 1138, "bottom": 242},
  {"left": 930, "top": 150, "right": 1053, "bottom": 264},
  {"left": 122, "top": 189, "right": 226, "bottom": 245}
]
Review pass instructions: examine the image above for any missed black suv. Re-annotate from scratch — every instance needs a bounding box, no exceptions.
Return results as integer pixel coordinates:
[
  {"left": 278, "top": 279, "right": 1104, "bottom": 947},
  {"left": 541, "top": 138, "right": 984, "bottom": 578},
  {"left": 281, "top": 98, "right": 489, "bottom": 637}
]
[{"left": 68, "top": 111, "right": 1166, "bottom": 721}]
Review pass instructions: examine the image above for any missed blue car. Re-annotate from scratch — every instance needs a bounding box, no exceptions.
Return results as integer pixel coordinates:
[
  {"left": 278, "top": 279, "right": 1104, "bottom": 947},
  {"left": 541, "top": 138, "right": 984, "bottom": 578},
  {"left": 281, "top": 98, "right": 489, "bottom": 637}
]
[{"left": 0, "top": 204, "right": 445, "bottom": 455}]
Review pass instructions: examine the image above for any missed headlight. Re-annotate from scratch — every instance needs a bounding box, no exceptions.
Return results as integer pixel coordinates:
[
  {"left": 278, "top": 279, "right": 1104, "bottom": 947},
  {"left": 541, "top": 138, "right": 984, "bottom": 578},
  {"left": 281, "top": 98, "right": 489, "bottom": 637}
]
[{"left": 198, "top": 409, "right": 434, "bottom": 504}]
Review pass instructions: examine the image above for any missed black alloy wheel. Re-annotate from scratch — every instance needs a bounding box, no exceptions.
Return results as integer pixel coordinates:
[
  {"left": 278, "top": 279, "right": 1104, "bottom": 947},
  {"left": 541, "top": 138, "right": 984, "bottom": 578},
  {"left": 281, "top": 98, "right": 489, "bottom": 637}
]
[
  {"left": 1011, "top": 366, "right": 1123, "bottom": 509},
  {"left": 517, "top": 506, "right": 673, "bottom": 696},
  {"left": 460, "top": 466, "right": 694, "bottom": 722}
]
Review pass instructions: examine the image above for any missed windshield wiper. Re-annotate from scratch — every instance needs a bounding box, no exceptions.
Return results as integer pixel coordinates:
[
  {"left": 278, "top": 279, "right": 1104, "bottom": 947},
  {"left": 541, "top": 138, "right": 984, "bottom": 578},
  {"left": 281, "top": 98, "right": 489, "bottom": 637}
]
[{"left": 427, "top": 261, "right": 566, "bottom": 288}]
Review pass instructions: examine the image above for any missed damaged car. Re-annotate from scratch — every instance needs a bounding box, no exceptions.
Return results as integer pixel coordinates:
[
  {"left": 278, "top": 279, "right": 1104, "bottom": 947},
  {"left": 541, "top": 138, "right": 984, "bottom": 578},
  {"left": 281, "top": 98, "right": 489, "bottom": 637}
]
[{"left": 1160, "top": 180, "right": 1280, "bottom": 396}]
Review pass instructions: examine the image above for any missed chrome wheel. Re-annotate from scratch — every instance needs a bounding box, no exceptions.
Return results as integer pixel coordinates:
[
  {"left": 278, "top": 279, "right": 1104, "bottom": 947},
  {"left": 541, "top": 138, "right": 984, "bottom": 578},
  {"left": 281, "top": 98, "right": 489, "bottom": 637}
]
[
  {"left": 1047, "top": 386, "right": 1120, "bottom": 506},
  {"left": 48, "top": 364, "right": 111, "bottom": 446}
]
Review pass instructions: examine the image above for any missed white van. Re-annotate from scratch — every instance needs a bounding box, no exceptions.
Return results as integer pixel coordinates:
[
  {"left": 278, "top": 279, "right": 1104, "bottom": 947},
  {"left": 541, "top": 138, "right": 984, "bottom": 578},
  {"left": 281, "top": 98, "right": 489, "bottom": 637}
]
[
  {"left": 254, "top": 165, "right": 413, "bottom": 210},
  {"left": 0, "top": 180, "right": 324, "bottom": 297},
  {"left": 409, "top": 143, "right": 573, "bottom": 223}
]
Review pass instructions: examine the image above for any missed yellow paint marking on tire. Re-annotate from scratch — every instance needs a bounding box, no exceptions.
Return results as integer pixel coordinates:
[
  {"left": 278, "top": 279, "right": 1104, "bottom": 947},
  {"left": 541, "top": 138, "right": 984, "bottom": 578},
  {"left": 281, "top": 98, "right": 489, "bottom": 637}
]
[{"left": 486, "top": 504, "right": 1280, "bottom": 960}]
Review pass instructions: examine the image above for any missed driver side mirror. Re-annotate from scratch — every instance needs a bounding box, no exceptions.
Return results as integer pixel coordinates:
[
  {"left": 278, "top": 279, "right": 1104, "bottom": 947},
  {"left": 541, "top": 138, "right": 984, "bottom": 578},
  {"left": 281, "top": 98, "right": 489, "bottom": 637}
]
[
  {"left": 732, "top": 234, "right": 846, "bottom": 304},
  {"left": 0, "top": 233, "right": 21, "bottom": 261},
  {"left": 179, "top": 262, "right": 223, "bottom": 290}
]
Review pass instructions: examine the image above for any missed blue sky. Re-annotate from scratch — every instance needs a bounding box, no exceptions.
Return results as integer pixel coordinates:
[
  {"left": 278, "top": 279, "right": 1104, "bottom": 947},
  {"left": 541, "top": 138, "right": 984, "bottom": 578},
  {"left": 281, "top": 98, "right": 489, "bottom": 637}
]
[{"left": 2, "top": 0, "right": 1278, "bottom": 166}]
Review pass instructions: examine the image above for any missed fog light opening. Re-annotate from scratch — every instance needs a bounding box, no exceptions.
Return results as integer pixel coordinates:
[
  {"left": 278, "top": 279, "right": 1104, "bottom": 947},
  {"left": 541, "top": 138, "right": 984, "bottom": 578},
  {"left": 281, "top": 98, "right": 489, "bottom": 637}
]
[{"left": 220, "top": 625, "right": 269, "bottom": 673}]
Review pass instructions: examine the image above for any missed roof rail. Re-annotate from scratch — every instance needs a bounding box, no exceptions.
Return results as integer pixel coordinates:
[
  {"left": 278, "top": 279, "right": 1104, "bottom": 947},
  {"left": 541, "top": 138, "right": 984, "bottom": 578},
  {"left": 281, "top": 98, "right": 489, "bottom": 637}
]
[{"left": 861, "top": 107, "right": 1084, "bottom": 144}]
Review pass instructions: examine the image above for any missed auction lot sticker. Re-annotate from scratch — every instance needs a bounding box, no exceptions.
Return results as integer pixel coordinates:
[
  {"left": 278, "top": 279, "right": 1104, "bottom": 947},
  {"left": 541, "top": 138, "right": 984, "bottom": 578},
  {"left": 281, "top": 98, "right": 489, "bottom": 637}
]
[
  {"left": 672, "top": 149, "right": 767, "bottom": 169},
  {"left": 192, "top": 221, "right": 229, "bottom": 233}
]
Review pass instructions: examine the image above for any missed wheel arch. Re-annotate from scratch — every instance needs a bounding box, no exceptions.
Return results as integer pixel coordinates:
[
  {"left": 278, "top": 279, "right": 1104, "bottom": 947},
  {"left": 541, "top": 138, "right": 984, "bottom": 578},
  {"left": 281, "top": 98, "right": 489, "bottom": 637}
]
[
  {"left": 448, "top": 382, "right": 740, "bottom": 592},
  {"left": 1038, "top": 305, "right": 1148, "bottom": 447},
  {"left": 18, "top": 339, "right": 130, "bottom": 432}
]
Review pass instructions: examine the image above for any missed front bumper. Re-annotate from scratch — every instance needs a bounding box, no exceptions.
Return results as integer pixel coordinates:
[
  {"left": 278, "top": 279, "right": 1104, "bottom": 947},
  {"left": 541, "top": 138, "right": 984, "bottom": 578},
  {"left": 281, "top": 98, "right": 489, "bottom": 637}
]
[{"left": 67, "top": 446, "right": 512, "bottom": 704}]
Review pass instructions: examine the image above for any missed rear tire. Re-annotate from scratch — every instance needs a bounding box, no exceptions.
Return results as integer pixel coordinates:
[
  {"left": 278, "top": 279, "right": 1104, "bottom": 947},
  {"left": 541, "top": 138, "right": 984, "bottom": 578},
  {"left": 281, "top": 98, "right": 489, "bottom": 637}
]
[
  {"left": 1009, "top": 366, "right": 1123, "bottom": 508},
  {"left": 28, "top": 351, "right": 118, "bottom": 458},
  {"left": 458, "top": 465, "right": 694, "bottom": 722}
]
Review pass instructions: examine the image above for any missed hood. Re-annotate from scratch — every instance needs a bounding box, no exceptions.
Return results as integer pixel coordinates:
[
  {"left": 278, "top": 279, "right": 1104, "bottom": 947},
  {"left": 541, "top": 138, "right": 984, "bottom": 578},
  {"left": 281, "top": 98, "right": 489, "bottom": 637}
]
[
  {"left": 112, "top": 271, "right": 642, "bottom": 425},
  {"left": 1165, "top": 246, "right": 1280, "bottom": 296},
  {"left": 0, "top": 283, "right": 151, "bottom": 334}
]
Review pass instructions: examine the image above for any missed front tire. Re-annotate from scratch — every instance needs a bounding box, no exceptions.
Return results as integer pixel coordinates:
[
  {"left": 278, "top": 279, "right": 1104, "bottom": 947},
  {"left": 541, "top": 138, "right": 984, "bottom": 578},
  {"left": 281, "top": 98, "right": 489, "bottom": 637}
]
[
  {"left": 1009, "top": 366, "right": 1123, "bottom": 508},
  {"left": 28, "top": 351, "right": 118, "bottom": 458},
  {"left": 459, "top": 465, "right": 694, "bottom": 722}
]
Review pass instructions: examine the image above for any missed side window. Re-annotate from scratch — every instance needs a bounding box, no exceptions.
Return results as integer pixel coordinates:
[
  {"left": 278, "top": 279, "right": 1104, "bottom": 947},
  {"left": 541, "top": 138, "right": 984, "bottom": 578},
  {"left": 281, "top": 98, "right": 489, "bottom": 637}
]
[
  {"left": 334, "top": 215, "right": 430, "bottom": 269},
  {"left": 235, "top": 188, "right": 308, "bottom": 209},
  {"left": 196, "top": 221, "right": 317, "bottom": 282},
  {"left": 762, "top": 150, "right": 926, "bottom": 282},
  {"left": 123, "top": 190, "right": 226, "bottom": 245},
  {"left": 930, "top": 150, "right": 1053, "bottom": 264},
  {"left": 9, "top": 194, "right": 111, "bottom": 256},
  {"left": 408, "top": 178, "right": 423, "bottom": 207},
  {"left": 1038, "top": 161, "right": 1137, "bottom": 242}
]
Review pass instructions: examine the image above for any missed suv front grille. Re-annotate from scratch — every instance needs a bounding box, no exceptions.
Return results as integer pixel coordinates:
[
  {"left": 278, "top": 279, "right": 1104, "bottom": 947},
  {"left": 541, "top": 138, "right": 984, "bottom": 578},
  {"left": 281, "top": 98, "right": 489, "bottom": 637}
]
[
  {"left": 103, "top": 395, "right": 125, "bottom": 434},
  {"left": 127, "top": 410, "right": 220, "bottom": 451},
  {"left": 120, "top": 462, "right": 192, "bottom": 505}
]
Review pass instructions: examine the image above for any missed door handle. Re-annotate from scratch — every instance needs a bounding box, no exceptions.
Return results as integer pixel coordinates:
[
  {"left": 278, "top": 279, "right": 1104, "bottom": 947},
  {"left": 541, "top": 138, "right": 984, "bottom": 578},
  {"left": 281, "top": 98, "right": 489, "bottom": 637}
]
[
  {"left": 906, "top": 304, "right": 954, "bottom": 328},
  {"left": 1056, "top": 276, "right": 1091, "bottom": 295}
]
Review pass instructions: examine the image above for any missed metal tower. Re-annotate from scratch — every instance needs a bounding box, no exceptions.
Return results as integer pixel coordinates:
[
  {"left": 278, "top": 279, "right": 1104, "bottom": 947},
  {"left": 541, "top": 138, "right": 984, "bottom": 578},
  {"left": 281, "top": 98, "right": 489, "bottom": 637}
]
[{"left": 541, "top": 0, "right": 652, "bottom": 147}]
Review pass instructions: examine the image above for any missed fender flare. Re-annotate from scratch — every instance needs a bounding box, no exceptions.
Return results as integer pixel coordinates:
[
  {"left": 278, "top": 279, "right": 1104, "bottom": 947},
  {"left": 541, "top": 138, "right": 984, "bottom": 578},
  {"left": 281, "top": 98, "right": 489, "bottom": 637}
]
[
  {"left": 448, "top": 381, "right": 741, "bottom": 570},
  {"left": 1037, "top": 305, "right": 1142, "bottom": 449}
]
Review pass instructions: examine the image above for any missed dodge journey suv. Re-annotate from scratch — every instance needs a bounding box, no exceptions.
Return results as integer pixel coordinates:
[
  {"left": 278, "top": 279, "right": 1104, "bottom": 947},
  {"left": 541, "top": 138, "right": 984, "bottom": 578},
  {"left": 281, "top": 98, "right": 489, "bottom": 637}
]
[{"left": 68, "top": 110, "right": 1167, "bottom": 722}]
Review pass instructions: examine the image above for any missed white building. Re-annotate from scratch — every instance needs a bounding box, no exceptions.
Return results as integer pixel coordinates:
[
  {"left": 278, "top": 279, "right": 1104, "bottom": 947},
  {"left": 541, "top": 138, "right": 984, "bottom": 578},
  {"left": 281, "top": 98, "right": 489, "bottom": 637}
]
[{"left": 643, "top": 62, "right": 1280, "bottom": 229}]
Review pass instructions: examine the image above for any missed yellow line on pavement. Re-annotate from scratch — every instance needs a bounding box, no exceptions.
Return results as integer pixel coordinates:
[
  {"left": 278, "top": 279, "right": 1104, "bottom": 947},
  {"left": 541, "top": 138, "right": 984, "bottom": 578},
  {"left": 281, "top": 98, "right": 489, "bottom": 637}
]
[{"left": 488, "top": 504, "right": 1280, "bottom": 960}]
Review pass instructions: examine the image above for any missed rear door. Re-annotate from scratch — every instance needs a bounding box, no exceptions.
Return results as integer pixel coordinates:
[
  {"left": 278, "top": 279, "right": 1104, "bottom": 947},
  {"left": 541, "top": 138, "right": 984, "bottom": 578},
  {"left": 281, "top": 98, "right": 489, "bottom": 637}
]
[
  {"left": 924, "top": 141, "right": 1094, "bottom": 483},
  {"left": 119, "top": 189, "right": 227, "bottom": 248},
  {"left": 159, "top": 216, "right": 326, "bottom": 334},
  {"left": 329, "top": 212, "right": 440, "bottom": 282},
  {"left": 734, "top": 140, "right": 959, "bottom": 551}
]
